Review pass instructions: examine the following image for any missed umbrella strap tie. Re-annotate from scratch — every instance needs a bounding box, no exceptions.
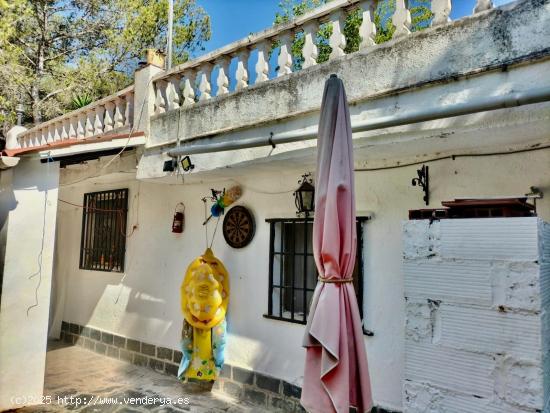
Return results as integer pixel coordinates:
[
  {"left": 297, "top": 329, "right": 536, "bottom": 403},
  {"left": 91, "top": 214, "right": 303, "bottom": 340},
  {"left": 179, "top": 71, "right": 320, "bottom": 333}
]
[{"left": 318, "top": 276, "right": 353, "bottom": 284}]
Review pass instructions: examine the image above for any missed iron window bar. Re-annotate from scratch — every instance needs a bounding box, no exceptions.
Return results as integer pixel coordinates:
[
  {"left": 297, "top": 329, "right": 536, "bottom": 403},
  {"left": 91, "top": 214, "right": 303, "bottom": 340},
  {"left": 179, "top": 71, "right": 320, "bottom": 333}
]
[
  {"left": 79, "top": 188, "right": 128, "bottom": 272},
  {"left": 265, "top": 217, "right": 370, "bottom": 334}
]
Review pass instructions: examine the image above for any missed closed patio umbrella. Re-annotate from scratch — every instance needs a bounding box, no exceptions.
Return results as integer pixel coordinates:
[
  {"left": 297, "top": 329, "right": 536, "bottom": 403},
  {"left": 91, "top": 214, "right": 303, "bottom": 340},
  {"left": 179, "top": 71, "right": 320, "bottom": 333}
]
[{"left": 301, "top": 75, "right": 373, "bottom": 413}]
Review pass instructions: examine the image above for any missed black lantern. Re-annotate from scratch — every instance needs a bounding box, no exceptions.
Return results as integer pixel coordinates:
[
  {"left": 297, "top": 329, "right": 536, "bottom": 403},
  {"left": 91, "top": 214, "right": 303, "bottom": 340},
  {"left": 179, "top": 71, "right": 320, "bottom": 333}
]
[{"left": 294, "top": 173, "right": 315, "bottom": 217}]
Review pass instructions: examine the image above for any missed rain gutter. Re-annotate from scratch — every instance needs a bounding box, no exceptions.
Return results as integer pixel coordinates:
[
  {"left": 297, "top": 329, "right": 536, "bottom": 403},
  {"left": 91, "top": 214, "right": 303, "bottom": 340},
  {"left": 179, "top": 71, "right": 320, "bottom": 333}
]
[{"left": 167, "top": 86, "right": 550, "bottom": 158}]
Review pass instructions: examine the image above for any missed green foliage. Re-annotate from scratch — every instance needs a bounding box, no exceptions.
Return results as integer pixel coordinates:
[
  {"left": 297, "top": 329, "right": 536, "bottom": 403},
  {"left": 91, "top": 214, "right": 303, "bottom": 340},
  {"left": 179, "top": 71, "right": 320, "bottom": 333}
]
[
  {"left": 71, "top": 94, "right": 94, "bottom": 110},
  {"left": 0, "top": 0, "right": 211, "bottom": 127},
  {"left": 374, "top": 0, "right": 397, "bottom": 44},
  {"left": 273, "top": 0, "right": 433, "bottom": 71},
  {"left": 410, "top": 1, "right": 433, "bottom": 31}
]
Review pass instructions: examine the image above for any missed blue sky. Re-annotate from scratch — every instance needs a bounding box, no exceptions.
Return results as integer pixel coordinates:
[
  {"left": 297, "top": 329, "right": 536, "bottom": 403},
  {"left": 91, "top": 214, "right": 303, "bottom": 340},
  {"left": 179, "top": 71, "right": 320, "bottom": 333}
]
[{"left": 196, "top": 0, "right": 515, "bottom": 56}]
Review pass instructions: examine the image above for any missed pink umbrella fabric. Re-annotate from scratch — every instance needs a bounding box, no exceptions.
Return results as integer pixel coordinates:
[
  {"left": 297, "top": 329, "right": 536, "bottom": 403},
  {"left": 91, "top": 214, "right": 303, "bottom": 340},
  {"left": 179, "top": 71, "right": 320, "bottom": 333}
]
[{"left": 301, "top": 75, "right": 373, "bottom": 413}]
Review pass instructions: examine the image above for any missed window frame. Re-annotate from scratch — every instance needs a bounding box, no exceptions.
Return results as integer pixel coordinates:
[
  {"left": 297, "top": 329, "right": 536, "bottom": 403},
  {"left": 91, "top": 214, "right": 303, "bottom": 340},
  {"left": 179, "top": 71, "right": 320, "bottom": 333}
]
[
  {"left": 263, "top": 217, "right": 368, "bottom": 326},
  {"left": 79, "top": 188, "right": 129, "bottom": 273}
]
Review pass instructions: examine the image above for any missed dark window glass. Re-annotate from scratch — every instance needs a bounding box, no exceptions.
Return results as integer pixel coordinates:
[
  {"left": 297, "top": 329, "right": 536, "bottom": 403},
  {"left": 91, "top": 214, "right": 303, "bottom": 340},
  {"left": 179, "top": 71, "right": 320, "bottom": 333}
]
[
  {"left": 265, "top": 218, "right": 365, "bottom": 324},
  {"left": 79, "top": 189, "right": 128, "bottom": 272}
]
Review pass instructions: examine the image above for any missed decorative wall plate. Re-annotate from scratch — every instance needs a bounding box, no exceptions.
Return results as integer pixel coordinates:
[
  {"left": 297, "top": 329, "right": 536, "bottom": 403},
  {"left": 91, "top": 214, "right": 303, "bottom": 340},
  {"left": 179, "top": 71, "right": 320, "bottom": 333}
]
[{"left": 223, "top": 206, "right": 255, "bottom": 248}]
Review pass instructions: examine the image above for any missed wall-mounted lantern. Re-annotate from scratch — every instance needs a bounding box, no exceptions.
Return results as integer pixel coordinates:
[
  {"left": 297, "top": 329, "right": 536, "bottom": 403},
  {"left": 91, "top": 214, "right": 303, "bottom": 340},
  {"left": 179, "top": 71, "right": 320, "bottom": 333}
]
[
  {"left": 294, "top": 173, "right": 315, "bottom": 217},
  {"left": 411, "top": 165, "right": 429, "bottom": 206}
]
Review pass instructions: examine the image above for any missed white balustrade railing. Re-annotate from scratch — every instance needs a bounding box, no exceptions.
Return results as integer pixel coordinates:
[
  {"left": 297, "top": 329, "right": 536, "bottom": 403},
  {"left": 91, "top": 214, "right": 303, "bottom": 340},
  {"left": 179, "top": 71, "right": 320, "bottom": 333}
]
[
  {"left": 151, "top": 0, "right": 481, "bottom": 116},
  {"left": 17, "top": 0, "right": 497, "bottom": 150},
  {"left": 17, "top": 86, "right": 134, "bottom": 149}
]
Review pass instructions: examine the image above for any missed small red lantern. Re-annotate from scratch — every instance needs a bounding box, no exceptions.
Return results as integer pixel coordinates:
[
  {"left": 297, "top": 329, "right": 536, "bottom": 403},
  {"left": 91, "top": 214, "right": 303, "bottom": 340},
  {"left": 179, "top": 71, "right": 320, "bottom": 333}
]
[{"left": 172, "top": 202, "right": 185, "bottom": 233}]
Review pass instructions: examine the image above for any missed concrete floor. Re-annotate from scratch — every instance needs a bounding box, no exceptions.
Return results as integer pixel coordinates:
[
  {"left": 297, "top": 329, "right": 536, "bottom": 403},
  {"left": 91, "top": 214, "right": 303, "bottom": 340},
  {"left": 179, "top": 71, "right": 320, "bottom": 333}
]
[{"left": 15, "top": 341, "right": 265, "bottom": 413}]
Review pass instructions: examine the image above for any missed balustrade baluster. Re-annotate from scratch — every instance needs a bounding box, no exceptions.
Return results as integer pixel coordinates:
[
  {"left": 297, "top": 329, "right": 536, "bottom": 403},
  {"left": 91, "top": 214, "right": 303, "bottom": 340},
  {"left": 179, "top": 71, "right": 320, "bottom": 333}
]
[
  {"left": 124, "top": 91, "right": 134, "bottom": 127},
  {"left": 46, "top": 124, "right": 54, "bottom": 143},
  {"left": 255, "top": 41, "right": 270, "bottom": 84},
  {"left": 392, "top": 0, "right": 411, "bottom": 38},
  {"left": 104, "top": 102, "right": 115, "bottom": 132},
  {"left": 93, "top": 107, "right": 105, "bottom": 135},
  {"left": 166, "top": 76, "right": 181, "bottom": 111},
  {"left": 38, "top": 129, "right": 46, "bottom": 145},
  {"left": 68, "top": 116, "right": 77, "bottom": 139},
  {"left": 77, "top": 113, "right": 86, "bottom": 139},
  {"left": 235, "top": 49, "right": 250, "bottom": 90},
  {"left": 474, "top": 0, "right": 493, "bottom": 13},
  {"left": 359, "top": 1, "right": 377, "bottom": 48},
  {"left": 277, "top": 32, "right": 293, "bottom": 77},
  {"left": 329, "top": 10, "right": 346, "bottom": 59},
  {"left": 113, "top": 98, "right": 125, "bottom": 129},
  {"left": 198, "top": 64, "right": 213, "bottom": 100},
  {"left": 182, "top": 71, "right": 197, "bottom": 105},
  {"left": 61, "top": 119, "right": 69, "bottom": 140},
  {"left": 85, "top": 110, "right": 95, "bottom": 138},
  {"left": 154, "top": 80, "right": 168, "bottom": 115},
  {"left": 216, "top": 56, "right": 231, "bottom": 95},
  {"left": 52, "top": 122, "right": 61, "bottom": 142},
  {"left": 431, "top": 0, "right": 452, "bottom": 26},
  {"left": 302, "top": 21, "right": 319, "bottom": 69}
]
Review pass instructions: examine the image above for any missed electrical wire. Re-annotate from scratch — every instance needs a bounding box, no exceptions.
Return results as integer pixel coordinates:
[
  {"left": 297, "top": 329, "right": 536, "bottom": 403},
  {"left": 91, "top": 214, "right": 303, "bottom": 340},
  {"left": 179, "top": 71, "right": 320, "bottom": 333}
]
[
  {"left": 209, "top": 217, "right": 221, "bottom": 249},
  {"left": 354, "top": 144, "right": 550, "bottom": 172},
  {"left": 218, "top": 144, "right": 550, "bottom": 194},
  {"left": 59, "top": 171, "right": 136, "bottom": 188},
  {"left": 225, "top": 179, "right": 295, "bottom": 195},
  {"left": 58, "top": 193, "right": 138, "bottom": 238},
  {"left": 27, "top": 152, "right": 52, "bottom": 316},
  {"left": 100, "top": 78, "right": 154, "bottom": 172},
  {"left": 203, "top": 198, "right": 208, "bottom": 249}
]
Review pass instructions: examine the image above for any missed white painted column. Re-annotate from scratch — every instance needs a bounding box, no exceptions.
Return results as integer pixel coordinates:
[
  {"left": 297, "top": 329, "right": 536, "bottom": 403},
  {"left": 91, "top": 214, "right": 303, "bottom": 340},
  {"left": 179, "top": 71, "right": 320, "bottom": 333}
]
[
  {"left": 0, "top": 159, "right": 60, "bottom": 411},
  {"left": 133, "top": 64, "right": 164, "bottom": 136}
]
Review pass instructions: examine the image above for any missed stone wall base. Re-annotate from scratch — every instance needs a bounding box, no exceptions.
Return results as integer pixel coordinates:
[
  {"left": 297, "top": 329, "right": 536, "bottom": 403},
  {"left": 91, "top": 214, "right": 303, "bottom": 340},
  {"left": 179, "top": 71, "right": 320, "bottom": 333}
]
[{"left": 60, "top": 321, "right": 399, "bottom": 413}]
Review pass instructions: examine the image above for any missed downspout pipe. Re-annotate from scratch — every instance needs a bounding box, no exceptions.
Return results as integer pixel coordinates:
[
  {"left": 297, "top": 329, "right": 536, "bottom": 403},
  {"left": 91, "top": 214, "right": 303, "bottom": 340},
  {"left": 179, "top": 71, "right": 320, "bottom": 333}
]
[{"left": 167, "top": 86, "right": 550, "bottom": 158}]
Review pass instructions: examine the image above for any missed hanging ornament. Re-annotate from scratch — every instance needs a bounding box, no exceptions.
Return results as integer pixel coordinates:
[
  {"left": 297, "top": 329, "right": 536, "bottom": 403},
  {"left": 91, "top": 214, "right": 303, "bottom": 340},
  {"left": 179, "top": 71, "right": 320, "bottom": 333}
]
[
  {"left": 178, "top": 248, "right": 230, "bottom": 381},
  {"left": 202, "top": 185, "right": 243, "bottom": 225},
  {"left": 172, "top": 202, "right": 186, "bottom": 233}
]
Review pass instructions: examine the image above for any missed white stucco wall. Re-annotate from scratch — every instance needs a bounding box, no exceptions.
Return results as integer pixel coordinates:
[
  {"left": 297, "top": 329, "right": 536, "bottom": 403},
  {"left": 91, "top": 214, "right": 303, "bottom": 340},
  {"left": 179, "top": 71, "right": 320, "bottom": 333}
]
[
  {"left": 53, "top": 147, "right": 550, "bottom": 411},
  {"left": 0, "top": 159, "right": 60, "bottom": 411}
]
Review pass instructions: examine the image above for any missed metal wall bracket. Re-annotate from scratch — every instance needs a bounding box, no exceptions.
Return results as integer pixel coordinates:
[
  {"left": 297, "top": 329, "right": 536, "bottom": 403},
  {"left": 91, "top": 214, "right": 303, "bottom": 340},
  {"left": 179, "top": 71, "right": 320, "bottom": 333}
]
[{"left": 412, "top": 165, "right": 429, "bottom": 206}]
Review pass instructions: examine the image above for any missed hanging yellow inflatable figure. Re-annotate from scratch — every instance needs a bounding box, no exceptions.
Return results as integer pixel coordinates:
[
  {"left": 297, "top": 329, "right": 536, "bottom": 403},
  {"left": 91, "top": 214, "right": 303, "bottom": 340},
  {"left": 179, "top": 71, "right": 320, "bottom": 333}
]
[{"left": 178, "top": 248, "right": 229, "bottom": 381}]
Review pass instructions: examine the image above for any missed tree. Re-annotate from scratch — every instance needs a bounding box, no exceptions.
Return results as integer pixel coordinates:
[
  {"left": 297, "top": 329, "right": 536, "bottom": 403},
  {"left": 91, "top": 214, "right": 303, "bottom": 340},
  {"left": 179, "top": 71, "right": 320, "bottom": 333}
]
[
  {"left": 273, "top": 0, "right": 432, "bottom": 70},
  {"left": 0, "top": 0, "right": 211, "bottom": 127}
]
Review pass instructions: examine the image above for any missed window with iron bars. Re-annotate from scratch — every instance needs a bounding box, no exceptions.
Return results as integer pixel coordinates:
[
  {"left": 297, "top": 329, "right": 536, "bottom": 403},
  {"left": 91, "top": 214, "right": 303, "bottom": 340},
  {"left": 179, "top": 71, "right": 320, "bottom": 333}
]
[
  {"left": 264, "top": 217, "right": 366, "bottom": 325},
  {"left": 79, "top": 189, "right": 128, "bottom": 272}
]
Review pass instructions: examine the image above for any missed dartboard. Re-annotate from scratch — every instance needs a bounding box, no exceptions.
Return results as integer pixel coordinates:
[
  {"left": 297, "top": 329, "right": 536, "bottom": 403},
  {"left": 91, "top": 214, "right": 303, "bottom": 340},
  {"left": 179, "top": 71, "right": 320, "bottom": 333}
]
[{"left": 223, "top": 206, "right": 255, "bottom": 248}]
